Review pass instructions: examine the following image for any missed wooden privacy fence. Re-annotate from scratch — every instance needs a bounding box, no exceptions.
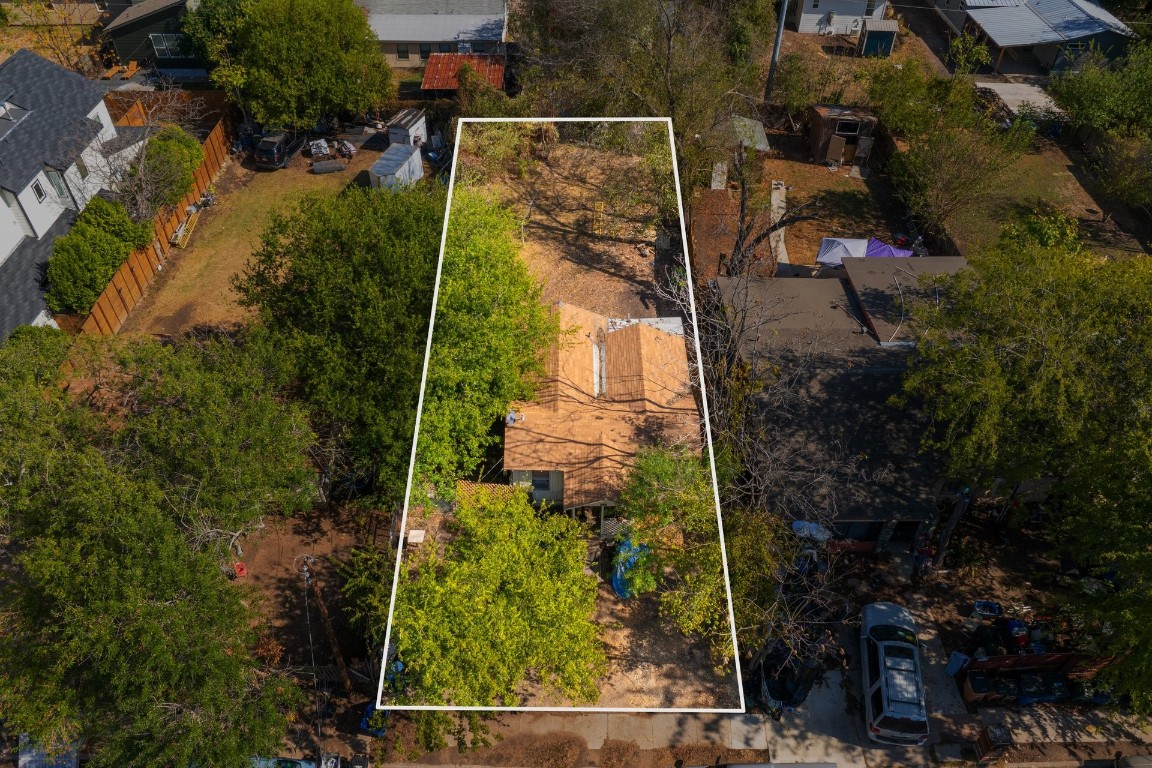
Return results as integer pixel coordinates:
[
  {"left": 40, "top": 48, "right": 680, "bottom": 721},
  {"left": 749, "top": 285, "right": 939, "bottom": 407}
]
[{"left": 79, "top": 117, "right": 233, "bottom": 336}]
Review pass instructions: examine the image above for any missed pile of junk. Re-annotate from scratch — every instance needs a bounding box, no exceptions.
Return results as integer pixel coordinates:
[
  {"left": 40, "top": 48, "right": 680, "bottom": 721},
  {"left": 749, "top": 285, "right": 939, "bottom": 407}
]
[{"left": 947, "top": 600, "right": 1115, "bottom": 709}]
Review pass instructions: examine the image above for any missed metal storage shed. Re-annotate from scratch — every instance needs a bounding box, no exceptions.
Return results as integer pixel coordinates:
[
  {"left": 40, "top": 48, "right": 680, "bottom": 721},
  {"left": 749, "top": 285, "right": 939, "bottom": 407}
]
[
  {"left": 370, "top": 144, "right": 424, "bottom": 190},
  {"left": 386, "top": 108, "right": 427, "bottom": 147},
  {"left": 857, "top": 19, "right": 900, "bottom": 57}
]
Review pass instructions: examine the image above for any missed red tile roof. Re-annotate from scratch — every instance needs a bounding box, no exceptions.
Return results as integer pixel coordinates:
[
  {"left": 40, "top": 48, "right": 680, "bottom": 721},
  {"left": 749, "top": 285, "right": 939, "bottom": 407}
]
[{"left": 420, "top": 53, "right": 505, "bottom": 91}]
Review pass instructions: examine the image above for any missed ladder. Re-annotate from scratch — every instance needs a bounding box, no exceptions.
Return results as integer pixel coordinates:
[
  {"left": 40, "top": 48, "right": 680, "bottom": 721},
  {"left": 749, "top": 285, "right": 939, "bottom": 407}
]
[
  {"left": 593, "top": 201, "right": 605, "bottom": 236},
  {"left": 175, "top": 209, "right": 201, "bottom": 249}
]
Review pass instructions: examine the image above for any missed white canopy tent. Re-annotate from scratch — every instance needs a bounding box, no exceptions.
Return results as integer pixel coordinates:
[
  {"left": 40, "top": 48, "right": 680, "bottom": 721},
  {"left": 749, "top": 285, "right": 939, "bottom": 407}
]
[{"left": 816, "top": 237, "right": 868, "bottom": 267}]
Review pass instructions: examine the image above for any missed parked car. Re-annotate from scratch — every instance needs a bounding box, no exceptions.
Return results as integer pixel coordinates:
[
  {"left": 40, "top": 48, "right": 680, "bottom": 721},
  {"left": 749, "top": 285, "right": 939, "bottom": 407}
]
[
  {"left": 251, "top": 759, "right": 317, "bottom": 768},
  {"left": 253, "top": 132, "right": 306, "bottom": 169},
  {"left": 859, "top": 602, "right": 930, "bottom": 746}
]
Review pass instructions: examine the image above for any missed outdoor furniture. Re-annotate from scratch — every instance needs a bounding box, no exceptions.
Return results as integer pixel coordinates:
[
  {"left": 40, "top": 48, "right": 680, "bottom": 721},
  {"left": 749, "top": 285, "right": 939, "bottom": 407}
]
[
  {"left": 101, "top": 65, "right": 125, "bottom": 80},
  {"left": 120, "top": 60, "right": 139, "bottom": 79}
]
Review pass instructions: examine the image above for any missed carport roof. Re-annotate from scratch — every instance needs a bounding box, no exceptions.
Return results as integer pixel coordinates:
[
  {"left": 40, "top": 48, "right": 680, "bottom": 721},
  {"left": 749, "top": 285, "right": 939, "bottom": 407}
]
[
  {"left": 966, "top": 4, "right": 1066, "bottom": 46},
  {"left": 966, "top": 0, "right": 1133, "bottom": 47}
]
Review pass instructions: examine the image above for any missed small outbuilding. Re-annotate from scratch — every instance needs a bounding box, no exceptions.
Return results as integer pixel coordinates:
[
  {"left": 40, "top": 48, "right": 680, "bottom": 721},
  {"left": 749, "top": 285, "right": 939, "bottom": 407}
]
[
  {"left": 808, "top": 105, "right": 879, "bottom": 166},
  {"left": 728, "top": 115, "right": 770, "bottom": 152},
  {"left": 857, "top": 19, "right": 900, "bottom": 57},
  {"left": 370, "top": 143, "right": 423, "bottom": 190},
  {"left": 386, "top": 108, "right": 427, "bottom": 147}
]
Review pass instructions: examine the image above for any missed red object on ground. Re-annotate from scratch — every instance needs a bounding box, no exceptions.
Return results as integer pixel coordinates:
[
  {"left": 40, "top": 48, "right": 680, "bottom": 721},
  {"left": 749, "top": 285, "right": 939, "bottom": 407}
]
[
  {"left": 420, "top": 53, "right": 506, "bottom": 91},
  {"left": 233, "top": 562, "right": 248, "bottom": 577}
]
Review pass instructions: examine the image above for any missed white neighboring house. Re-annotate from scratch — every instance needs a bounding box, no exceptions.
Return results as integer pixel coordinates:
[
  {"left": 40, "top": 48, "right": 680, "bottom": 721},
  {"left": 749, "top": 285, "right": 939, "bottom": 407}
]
[
  {"left": 793, "top": 0, "right": 889, "bottom": 35},
  {"left": 355, "top": 0, "right": 507, "bottom": 68},
  {"left": 0, "top": 49, "right": 146, "bottom": 339}
]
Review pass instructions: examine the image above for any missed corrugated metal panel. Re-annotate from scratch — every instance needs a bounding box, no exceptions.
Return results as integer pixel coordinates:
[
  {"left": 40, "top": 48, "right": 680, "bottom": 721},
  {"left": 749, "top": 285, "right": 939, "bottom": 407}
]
[
  {"left": 420, "top": 53, "right": 505, "bottom": 90},
  {"left": 966, "top": 4, "right": 1064, "bottom": 46},
  {"left": 1028, "top": 0, "right": 1131, "bottom": 37},
  {"left": 863, "top": 18, "right": 901, "bottom": 30},
  {"left": 357, "top": 0, "right": 504, "bottom": 12},
  {"left": 964, "top": 0, "right": 1023, "bottom": 10},
  {"left": 366, "top": 13, "right": 504, "bottom": 41}
]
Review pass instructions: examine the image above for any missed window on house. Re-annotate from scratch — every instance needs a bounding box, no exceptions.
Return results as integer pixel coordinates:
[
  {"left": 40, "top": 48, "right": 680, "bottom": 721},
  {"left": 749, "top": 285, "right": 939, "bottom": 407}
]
[
  {"left": 812, "top": 0, "right": 820, "bottom": 10},
  {"left": 31, "top": 180, "right": 46, "bottom": 203},
  {"left": 46, "top": 171, "right": 67, "bottom": 198},
  {"left": 419, "top": 43, "right": 432, "bottom": 60},
  {"left": 149, "top": 33, "right": 187, "bottom": 59},
  {"left": 457, "top": 42, "right": 473, "bottom": 53},
  {"left": 438, "top": 42, "right": 453, "bottom": 52},
  {"left": 531, "top": 471, "right": 551, "bottom": 492},
  {"left": 865, "top": 0, "right": 876, "bottom": 15},
  {"left": 76, "top": 157, "right": 89, "bottom": 180},
  {"left": 396, "top": 43, "right": 410, "bottom": 60}
]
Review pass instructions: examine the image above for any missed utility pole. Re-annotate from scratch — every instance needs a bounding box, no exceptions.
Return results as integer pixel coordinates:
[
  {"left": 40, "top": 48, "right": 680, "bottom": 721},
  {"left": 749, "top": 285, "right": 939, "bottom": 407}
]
[{"left": 765, "top": 0, "right": 792, "bottom": 100}]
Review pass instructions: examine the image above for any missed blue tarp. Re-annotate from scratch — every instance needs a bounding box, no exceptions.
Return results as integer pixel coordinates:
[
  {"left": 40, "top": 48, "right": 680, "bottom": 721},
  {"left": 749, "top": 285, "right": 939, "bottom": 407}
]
[{"left": 611, "top": 539, "right": 650, "bottom": 599}]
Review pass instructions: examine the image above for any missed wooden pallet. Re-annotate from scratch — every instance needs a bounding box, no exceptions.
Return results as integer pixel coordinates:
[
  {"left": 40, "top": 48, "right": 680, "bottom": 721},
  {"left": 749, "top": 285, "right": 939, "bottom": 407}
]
[{"left": 175, "top": 209, "right": 201, "bottom": 249}]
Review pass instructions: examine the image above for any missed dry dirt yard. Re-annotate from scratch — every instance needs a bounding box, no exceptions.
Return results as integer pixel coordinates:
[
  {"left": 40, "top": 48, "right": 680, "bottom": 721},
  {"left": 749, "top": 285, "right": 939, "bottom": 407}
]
[
  {"left": 121, "top": 140, "right": 386, "bottom": 337},
  {"left": 465, "top": 142, "right": 666, "bottom": 319}
]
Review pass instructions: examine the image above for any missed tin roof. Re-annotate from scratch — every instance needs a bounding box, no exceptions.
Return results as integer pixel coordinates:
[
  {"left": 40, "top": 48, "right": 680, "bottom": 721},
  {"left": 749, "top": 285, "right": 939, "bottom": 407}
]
[
  {"left": 365, "top": 13, "right": 505, "bottom": 42},
  {"left": 387, "top": 107, "right": 425, "bottom": 130},
  {"left": 420, "top": 53, "right": 505, "bottom": 90},
  {"left": 863, "top": 18, "right": 901, "bottom": 31},
  {"left": 503, "top": 302, "right": 700, "bottom": 509},
  {"left": 966, "top": 0, "right": 1132, "bottom": 46},
  {"left": 370, "top": 143, "right": 419, "bottom": 177}
]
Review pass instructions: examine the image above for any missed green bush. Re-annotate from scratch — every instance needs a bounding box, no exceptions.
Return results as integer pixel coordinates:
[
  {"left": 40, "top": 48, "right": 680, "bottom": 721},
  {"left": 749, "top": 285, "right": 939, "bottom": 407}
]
[
  {"left": 45, "top": 198, "right": 148, "bottom": 314},
  {"left": 140, "top": 126, "right": 205, "bottom": 209}
]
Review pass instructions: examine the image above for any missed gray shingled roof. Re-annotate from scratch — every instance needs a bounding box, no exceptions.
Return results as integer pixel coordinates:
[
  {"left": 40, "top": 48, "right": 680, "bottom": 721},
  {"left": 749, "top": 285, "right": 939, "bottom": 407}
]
[
  {"left": 0, "top": 50, "right": 109, "bottom": 194},
  {"left": 0, "top": 211, "right": 74, "bottom": 342},
  {"left": 103, "top": 0, "right": 186, "bottom": 33}
]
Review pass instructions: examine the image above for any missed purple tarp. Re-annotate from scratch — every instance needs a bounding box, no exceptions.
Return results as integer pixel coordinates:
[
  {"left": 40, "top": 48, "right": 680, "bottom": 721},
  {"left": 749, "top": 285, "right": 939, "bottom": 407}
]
[{"left": 865, "top": 237, "right": 914, "bottom": 258}]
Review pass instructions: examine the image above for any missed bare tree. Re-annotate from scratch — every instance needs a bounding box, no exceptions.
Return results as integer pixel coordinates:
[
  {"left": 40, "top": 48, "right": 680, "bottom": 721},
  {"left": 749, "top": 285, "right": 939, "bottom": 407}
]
[
  {"left": 9, "top": 0, "right": 106, "bottom": 77},
  {"left": 95, "top": 88, "right": 210, "bottom": 223}
]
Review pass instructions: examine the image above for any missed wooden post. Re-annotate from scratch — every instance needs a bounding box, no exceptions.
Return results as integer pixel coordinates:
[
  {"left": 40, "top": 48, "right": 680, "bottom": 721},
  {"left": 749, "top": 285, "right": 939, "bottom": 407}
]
[
  {"left": 995, "top": 46, "right": 1006, "bottom": 73},
  {"left": 310, "top": 566, "right": 354, "bottom": 694}
]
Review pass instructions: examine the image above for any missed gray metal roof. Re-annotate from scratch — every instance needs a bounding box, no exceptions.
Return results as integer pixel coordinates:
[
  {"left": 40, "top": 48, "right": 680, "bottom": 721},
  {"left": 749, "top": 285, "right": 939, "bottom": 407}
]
[
  {"left": 371, "top": 143, "right": 419, "bottom": 177},
  {"left": 0, "top": 211, "right": 75, "bottom": 341},
  {"left": 387, "top": 107, "right": 425, "bottom": 130},
  {"left": 965, "top": 0, "right": 1023, "bottom": 9},
  {"left": 966, "top": 4, "right": 1065, "bottom": 45},
  {"left": 103, "top": 0, "right": 186, "bottom": 33},
  {"left": 967, "top": 0, "right": 1132, "bottom": 46},
  {"left": 0, "top": 50, "right": 109, "bottom": 193},
  {"left": 730, "top": 116, "right": 770, "bottom": 152},
  {"left": 841, "top": 256, "right": 968, "bottom": 345},
  {"left": 863, "top": 18, "right": 901, "bottom": 31},
  {"left": 366, "top": 13, "right": 504, "bottom": 41},
  {"left": 357, "top": 0, "right": 504, "bottom": 12},
  {"left": 1028, "top": 0, "right": 1131, "bottom": 37}
]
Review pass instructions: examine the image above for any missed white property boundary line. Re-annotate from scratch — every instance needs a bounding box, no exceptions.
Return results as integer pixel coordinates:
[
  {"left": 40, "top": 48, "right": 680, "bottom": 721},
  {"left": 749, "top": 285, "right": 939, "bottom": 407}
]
[{"left": 377, "top": 116, "right": 746, "bottom": 714}]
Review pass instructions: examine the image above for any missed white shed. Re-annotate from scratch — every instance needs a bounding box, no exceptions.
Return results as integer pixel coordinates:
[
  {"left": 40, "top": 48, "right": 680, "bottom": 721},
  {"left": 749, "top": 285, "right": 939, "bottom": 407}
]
[
  {"left": 370, "top": 144, "right": 424, "bottom": 190},
  {"left": 386, "top": 108, "right": 427, "bottom": 147}
]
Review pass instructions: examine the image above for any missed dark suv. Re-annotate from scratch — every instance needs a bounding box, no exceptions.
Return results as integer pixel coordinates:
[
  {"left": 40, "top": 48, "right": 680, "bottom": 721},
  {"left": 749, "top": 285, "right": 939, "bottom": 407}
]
[{"left": 253, "top": 132, "right": 305, "bottom": 169}]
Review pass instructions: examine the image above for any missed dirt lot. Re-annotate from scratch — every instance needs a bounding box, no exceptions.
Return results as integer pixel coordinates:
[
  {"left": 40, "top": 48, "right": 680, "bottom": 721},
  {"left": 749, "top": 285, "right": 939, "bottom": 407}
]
[
  {"left": 240, "top": 505, "right": 386, "bottom": 760},
  {"left": 586, "top": 585, "right": 740, "bottom": 709},
  {"left": 757, "top": 132, "right": 907, "bottom": 264},
  {"left": 121, "top": 136, "right": 389, "bottom": 337},
  {"left": 467, "top": 143, "right": 665, "bottom": 319}
]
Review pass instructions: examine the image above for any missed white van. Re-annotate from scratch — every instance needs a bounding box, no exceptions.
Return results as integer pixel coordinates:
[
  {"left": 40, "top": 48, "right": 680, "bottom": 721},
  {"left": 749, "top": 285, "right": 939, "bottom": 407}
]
[{"left": 859, "top": 602, "right": 930, "bottom": 746}]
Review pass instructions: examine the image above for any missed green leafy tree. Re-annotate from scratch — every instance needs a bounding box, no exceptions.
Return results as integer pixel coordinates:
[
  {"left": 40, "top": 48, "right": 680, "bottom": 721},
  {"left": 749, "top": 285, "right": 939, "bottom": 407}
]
[
  {"left": 617, "top": 448, "right": 733, "bottom": 664},
  {"left": 1048, "top": 41, "right": 1152, "bottom": 136},
  {"left": 392, "top": 486, "right": 606, "bottom": 708},
  {"left": 45, "top": 198, "right": 149, "bottom": 314},
  {"left": 235, "top": 186, "right": 444, "bottom": 503},
  {"left": 0, "top": 452, "right": 303, "bottom": 768},
  {"left": 136, "top": 125, "right": 205, "bottom": 213},
  {"left": 415, "top": 189, "right": 558, "bottom": 489},
  {"left": 900, "top": 213, "right": 1152, "bottom": 705},
  {"left": 948, "top": 31, "right": 992, "bottom": 76},
  {"left": 457, "top": 63, "right": 527, "bottom": 118},
  {"left": 215, "top": 0, "right": 395, "bottom": 128},
  {"left": 182, "top": 0, "right": 255, "bottom": 122},
  {"left": 88, "top": 335, "right": 318, "bottom": 549}
]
